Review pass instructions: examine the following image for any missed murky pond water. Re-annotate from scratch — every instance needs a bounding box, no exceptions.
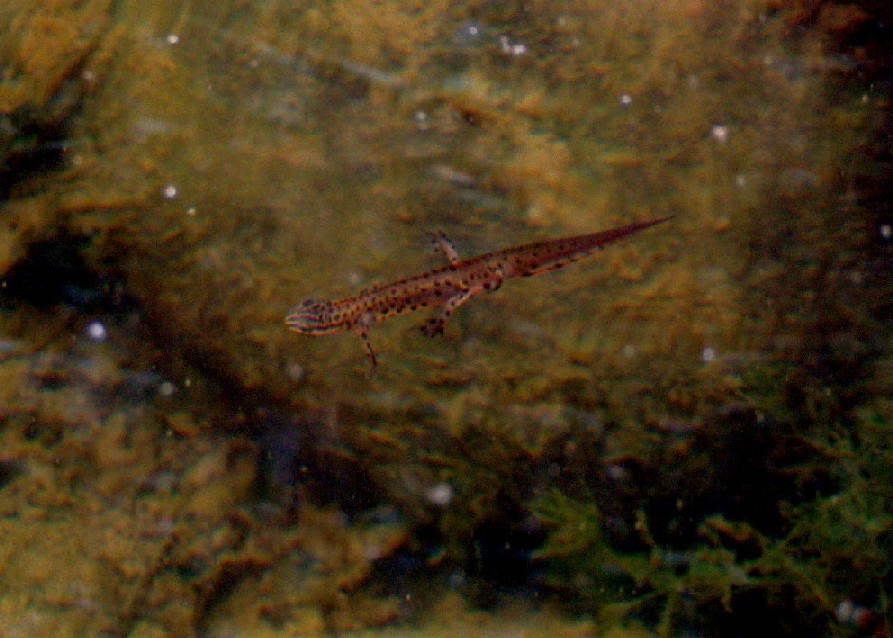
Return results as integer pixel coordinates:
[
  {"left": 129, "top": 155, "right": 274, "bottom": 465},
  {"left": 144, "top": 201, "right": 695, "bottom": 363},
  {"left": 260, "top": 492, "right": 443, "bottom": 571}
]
[{"left": 1, "top": 1, "right": 891, "bottom": 636}]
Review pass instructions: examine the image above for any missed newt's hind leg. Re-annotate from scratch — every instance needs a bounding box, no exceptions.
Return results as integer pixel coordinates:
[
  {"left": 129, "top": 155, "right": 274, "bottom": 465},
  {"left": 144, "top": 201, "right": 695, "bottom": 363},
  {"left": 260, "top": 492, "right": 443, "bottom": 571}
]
[
  {"left": 425, "top": 231, "right": 460, "bottom": 264},
  {"left": 419, "top": 288, "right": 473, "bottom": 337}
]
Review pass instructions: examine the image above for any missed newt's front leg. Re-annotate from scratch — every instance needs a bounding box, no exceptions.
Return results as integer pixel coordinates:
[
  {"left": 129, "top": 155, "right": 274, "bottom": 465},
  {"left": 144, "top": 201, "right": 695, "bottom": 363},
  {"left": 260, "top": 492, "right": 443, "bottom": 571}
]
[{"left": 354, "top": 325, "right": 378, "bottom": 372}]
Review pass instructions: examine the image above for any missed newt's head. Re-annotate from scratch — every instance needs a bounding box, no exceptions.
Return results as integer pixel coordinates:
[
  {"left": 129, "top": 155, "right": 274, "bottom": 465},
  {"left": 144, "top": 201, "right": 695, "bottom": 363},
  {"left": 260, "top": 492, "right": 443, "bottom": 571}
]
[{"left": 285, "top": 298, "right": 344, "bottom": 335}]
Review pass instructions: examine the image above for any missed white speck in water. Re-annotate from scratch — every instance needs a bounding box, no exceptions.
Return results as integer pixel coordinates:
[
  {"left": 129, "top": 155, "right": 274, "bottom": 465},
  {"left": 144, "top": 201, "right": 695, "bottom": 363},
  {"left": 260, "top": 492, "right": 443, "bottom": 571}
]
[
  {"left": 158, "top": 381, "right": 176, "bottom": 397},
  {"left": 880, "top": 224, "right": 891, "bottom": 239},
  {"left": 455, "top": 21, "right": 484, "bottom": 47},
  {"left": 162, "top": 184, "right": 178, "bottom": 199},
  {"left": 286, "top": 362, "right": 305, "bottom": 381},
  {"left": 186, "top": 206, "right": 197, "bottom": 217},
  {"left": 498, "top": 35, "right": 527, "bottom": 56},
  {"left": 414, "top": 109, "right": 429, "bottom": 130},
  {"left": 711, "top": 124, "right": 729, "bottom": 143},
  {"left": 86, "top": 321, "right": 107, "bottom": 342},
  {"left": 702, "top": 347, "right": 716, "bottom": 362},
  {"left": 835, "top": 600, "right": 854, "bottom": 623},
  {"left": 620, "top": 93, "right": 633, "bottom": 106},
  {"left": 426, "top": 483, "right": 453, "bottom": 506},
  {"left": 735, "top": 174, "right": 747, "bottom": 188},
  {"left": 606, "top": 464, "right": 628, "bottom": 482},
  {"left": 166, "top": 33, "right": 180, "bottom": 45},
  {"left": 622, "top": 344, "right": 637, "bottom": 358}
]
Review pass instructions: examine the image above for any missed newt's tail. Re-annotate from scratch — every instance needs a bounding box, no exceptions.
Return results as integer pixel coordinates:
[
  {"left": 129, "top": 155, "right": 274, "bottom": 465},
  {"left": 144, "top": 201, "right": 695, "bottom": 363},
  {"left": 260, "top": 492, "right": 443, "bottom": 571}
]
[{"left": 587, "top": 215, "right": 674, "bottom": 248}]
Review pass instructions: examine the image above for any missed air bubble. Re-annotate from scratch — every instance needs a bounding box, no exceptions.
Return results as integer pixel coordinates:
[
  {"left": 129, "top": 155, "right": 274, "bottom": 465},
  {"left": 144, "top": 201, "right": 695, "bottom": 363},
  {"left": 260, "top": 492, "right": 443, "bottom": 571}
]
[
  {"left": 426, "top": 483, "right": 453, "bottom": 506},
  {"left": 711, "top": 124, "right": 729, "bottom": 143},
  {"left": 86, "top": 321, "right": 107, "bottom": 342},
  {"left": 456, "top": 21, "right": 484, "bottom": 47}
]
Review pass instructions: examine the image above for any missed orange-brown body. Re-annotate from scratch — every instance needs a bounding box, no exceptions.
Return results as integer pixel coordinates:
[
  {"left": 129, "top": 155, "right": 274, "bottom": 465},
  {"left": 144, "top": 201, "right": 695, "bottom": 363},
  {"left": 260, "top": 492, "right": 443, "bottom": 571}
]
[{"left": 286, "top": 217, "right": 671, "bottom": 369}]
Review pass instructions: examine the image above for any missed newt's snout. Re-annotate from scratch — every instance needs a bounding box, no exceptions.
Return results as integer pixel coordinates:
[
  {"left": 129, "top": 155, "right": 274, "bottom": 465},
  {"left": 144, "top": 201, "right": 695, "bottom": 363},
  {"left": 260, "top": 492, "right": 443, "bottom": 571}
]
[{"left": 285, "top": 299, "right": 337, "bottom": 335}]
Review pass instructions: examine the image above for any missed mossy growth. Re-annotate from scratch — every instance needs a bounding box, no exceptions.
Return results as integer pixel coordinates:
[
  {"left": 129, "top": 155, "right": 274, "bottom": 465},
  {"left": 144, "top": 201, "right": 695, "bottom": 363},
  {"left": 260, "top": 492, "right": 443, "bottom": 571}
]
[
  {"left": 530, "top": 397, "right": 893, "bottom": 637},
  {"left": 532, "top": 490, "right": 748, "bottom": 637}
]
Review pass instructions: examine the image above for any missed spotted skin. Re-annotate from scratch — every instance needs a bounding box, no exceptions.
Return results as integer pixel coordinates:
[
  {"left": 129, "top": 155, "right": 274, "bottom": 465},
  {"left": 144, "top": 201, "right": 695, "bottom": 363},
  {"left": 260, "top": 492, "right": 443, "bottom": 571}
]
[{"left": 286, "top": 217, "right": 672, "bottom": 370}]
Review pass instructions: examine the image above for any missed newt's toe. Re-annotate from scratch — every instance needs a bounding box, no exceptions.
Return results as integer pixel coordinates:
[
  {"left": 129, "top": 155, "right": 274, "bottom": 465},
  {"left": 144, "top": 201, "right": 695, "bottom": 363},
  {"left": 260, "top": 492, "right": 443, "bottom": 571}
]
[{"left": 420, "top": 319, "right": 444, "bottom": 337}]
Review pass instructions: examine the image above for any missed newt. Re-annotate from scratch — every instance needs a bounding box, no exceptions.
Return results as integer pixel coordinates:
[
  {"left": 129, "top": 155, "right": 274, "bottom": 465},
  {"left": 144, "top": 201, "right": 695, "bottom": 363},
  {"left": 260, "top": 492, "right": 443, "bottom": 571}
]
[{"left": 286, "top": 216, "right": 671, "bottom": 370}]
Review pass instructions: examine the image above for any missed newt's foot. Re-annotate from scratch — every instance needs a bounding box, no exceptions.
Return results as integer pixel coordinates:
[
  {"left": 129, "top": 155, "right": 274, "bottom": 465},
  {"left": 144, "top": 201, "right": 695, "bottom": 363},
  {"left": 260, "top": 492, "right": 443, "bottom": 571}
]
[
  {"left": 425, "top": 230, "right": 459, "bottom": 264},
  {"left": 419, "top": 318, "right": 444, "bottom": 337}
]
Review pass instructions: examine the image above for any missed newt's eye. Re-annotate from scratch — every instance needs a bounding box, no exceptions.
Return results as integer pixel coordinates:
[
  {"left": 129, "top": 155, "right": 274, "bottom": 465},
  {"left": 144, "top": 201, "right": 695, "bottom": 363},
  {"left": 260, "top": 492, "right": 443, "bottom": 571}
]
[{"left": 299, "top": 298, "right": 325, "bottom": 311}]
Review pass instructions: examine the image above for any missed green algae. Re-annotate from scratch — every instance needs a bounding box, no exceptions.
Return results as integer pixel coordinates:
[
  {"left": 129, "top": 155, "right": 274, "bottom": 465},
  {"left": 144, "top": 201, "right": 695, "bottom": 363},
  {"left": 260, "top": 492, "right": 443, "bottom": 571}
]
[
  {"left": 1, "top": 0, "right": 891, "bottom": 635},
  {"left": 44, "top": 0, "right": 859, "bottom": 421},
  {"left": 0, "top": 1, "right": 117, "bottom": 271},
  {"left": 1, "top": 0, "right": 880, "bottom": 418},
  {"left": 532, "top": 490, "right": 750, "bottom": 636},
  {"left": 528, "top": 375, "right": 893, "bottom": 636},
  {"left": 0, "top": 311, "right": 415, "bottom": 636}
]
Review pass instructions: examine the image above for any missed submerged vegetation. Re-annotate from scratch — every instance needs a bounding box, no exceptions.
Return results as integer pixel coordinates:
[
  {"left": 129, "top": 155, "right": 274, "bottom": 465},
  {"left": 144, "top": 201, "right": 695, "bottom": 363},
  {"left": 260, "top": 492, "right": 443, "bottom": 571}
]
[
  {"left": 530, "top": 377, "right": 893, "bottom": 636},
  {"left": 1, "top": 0, "right": 891, "bottom": 635}
]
